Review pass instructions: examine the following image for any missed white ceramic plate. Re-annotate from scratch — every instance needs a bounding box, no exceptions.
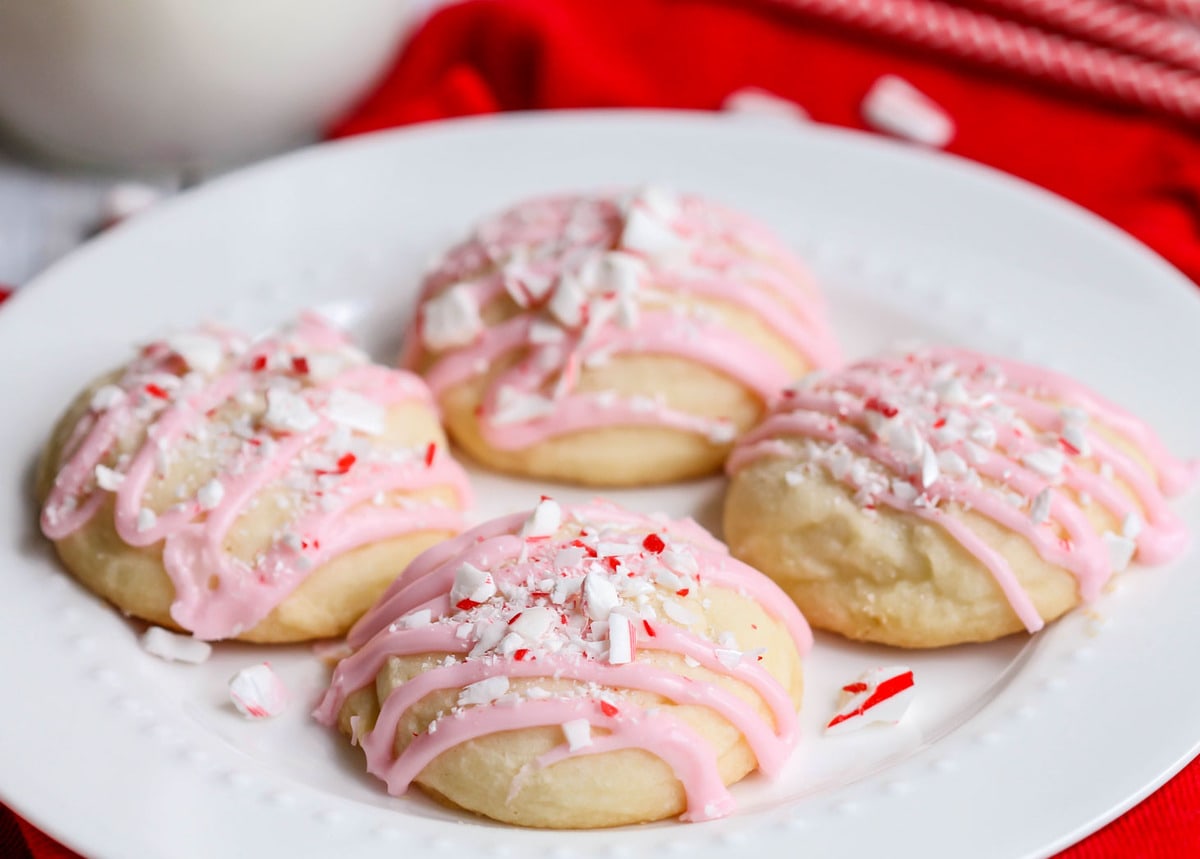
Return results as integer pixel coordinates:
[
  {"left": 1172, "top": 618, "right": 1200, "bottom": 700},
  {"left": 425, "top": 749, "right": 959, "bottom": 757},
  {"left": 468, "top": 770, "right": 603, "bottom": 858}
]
[{"left": 1, "top": 112, "right": 1198, "bottom": 859}]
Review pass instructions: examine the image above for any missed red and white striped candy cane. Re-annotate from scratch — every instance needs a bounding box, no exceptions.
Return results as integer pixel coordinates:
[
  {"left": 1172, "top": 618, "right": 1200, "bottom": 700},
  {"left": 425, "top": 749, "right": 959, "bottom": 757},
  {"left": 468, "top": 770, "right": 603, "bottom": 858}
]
[
  {"left": 772, "top": 0, "right": 1200, "bottom": 122},
  {"left": 977, "top": 0, "right": 1200, "bottom": 72},
  {"left": 1123, "top": 0, "right": 1200, "bottom": 26}
]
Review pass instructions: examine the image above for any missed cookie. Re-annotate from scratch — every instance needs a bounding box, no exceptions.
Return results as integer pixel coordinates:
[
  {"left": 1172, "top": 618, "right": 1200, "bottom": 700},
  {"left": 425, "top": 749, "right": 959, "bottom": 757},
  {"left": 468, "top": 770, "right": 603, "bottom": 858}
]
[
  {"left": 38, "top": 314, "right": 472, "bottom": 643},
  {"left": 316, "top": 498, "right": 810, "bottom": 827},
  {"left": 402, "top": 187, "right": 839, "bottom": 485},
  {"left": 724, "top": 347, "right": 1197, "bottom": 647}
]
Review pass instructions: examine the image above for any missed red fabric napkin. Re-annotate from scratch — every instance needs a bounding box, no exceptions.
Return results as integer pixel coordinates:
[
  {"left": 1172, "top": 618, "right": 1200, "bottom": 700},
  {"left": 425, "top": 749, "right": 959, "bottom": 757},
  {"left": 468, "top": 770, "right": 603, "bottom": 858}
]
[{"left": 6, "top": 1, "right": 1200, "bottom": 855}]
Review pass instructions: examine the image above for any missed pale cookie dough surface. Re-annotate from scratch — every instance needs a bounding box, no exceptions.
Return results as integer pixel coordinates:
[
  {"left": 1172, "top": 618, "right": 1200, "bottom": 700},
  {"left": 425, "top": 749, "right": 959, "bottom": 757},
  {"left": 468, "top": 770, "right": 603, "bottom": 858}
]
[
  {"left": 725, "top": 453, "right": 1080, "bottom": 647},
  {"left": 725, "top": 347, "right": 1196, "bottom": 648},
  {"left": 317, "top": 499, "right": 811, "bottom": 828},
  {"left": 403, "top": 187, "right": 840, "bottom": 486},
  {"left": 37, "top": 315, "right": 472, "bottom": 643}
]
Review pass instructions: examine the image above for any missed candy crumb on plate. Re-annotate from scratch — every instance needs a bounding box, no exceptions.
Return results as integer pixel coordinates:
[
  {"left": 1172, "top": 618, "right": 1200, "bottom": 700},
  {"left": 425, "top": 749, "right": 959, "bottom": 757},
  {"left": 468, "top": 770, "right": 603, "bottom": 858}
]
[
  {"left": 229, "top": 662, "right": 289, "bottom": 719},
  {"left": 139, "top": 626, "right": 212, "bottom": 664},
  {"left": 825, "top": 666, "right": 915, "bottom": 735}
]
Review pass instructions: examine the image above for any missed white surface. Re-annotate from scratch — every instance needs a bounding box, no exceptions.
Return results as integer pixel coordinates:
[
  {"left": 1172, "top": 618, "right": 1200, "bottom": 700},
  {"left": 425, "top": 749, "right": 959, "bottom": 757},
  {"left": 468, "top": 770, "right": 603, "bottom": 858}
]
[{"left": 0, "top": 112, "right": 1198, "bottom": 859}]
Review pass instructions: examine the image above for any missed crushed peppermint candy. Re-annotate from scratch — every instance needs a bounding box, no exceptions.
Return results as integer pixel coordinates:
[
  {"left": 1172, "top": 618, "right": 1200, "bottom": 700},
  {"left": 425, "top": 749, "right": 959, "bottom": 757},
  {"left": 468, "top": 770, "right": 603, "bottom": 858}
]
[
  {"left": 1030, "top": 488, "right": 1053, "bottom": 525},
  {"left": 520, "top": 497, "right": 563, "bottom": 539},
  {"left": 264, "top": 388, "right": 319, "bottom": 434},
  {"left": 861, "top": 75, "right": 955, "bottom": 148},
  {"left": 825, "top": 666, "right": 915, "bottom": 735},
  {"left": 561, "top": 718, "right": 593, "bottom": 751},
  {"left": 314, "top": 499, "right": 814, "bottom": 826},
  {"left": 197, "top": 478, "right": 225, "bottom": 511},
  {"left": 94, "top": 464, "right": 125, "bottom": 492},
  {"left": 403, "top": 188, "right": 841, "bottom": 466},
  {"left": 229, "top": 662, "right": 289, "bottom": 719},
  {"left": 140, "top": 626, "right": 212, "bottom": 664},
  {"left": 166, "top": 332, "right": 224, "bottom": 375},
  {"left": 421, "top": 284, "right": 484, "bottom": 350},
  {"left": 37, "top": 314, "right": 473, "bottom": 646},
  {"left": 90, "top": 384, "right": 126, "bottom": 412},
  {"left": 1104, "top": 532, "right": 1137, "bottom": 573},
  {"left": 458, "top": 676, "right": 510, "bottom": 707},
  {"left": 728, "top": 347, "right": 1199, "bottom": 636},
  {"left": 326, "top": 389, "right": 386, "bottom": 436}
]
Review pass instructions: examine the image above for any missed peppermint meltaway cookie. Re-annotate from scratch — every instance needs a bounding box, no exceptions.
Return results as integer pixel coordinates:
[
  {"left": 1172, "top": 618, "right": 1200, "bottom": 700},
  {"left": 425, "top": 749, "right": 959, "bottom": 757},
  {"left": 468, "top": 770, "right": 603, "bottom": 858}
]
[
  {"left": 402, "top": 187, "right": 840, "bottom": 486},
  {"left": 316, "top": 498, "right": 810, "bottom": 828},
  {"left": 724, "top": 347, "right": 1197, "bottom": 647},
  {"left": 38, "top": 314, "right": 472, "bottom": 643}
]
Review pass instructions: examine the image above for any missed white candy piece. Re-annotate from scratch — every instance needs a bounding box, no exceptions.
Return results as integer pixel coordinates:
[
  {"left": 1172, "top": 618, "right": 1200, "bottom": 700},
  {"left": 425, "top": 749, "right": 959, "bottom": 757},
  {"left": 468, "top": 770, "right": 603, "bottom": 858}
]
[
  {"left": 510, "top": 605, "right": 556, "bottom": 641},
  {"left": 825, "top": 666, "right": 915, "bottom": 735},
  {"left": 229, "top": 663, "right": 289, "bottom": 719},
  {"left": 326, "top": 389, "right": 386, "bottom": 436},
  {"left": 620, "top": 206, "right": 690, "bottom": 262},
  {"left": 633, "top": 186, "right": 682, "bottom": 222},
  {"left": 197, "top": 478, "right": 225, "bottom": 511},
  {"left": 721, "top": 86, "right": 811, "bottom": 123},
  {"left": 1061, "top": 423, "right": 1090, "bottom": 456},
  {"left": 94, "top": 464, "right": 125, "bottom": 492},
  {"left": 140, "top": 626, "right": 212, "bottom": 664},
  {"left": 136, "top": 508, "right": 157, "bottom": 532},
  {"left": 582, "top": 571, "right": 621, "bottom": 622},
  {"left": 90, "top": 384, "right": 127, "bottom": 412},
  {"left": 1104, "top": 532, "right": 1137, "bottom": 573},
  {"left": 1030, "top": 488, "right": 1052, "bottom": 525},
  {"left": 458, "top": 675, "right": 510, "bottom": 707},
  {"left": 166, "top": 333, "right": 225, "bottom": 375},
  {"left": 861, "top": 75, "right": 955, "bottom": 148},
  {"left": 264, "top": 388, "right": 319, "bottom": 433},
  {"left": 561, "top": 718, "right": 593, "bottom": 751},
  {"left": 1022, "top": 448, "right": 1065, "bottom": 479},
  {"left": 489, "top": 387, "right": 556, "bottom": 426},
  {"left": 451, "top": 562, "right": 497, "bottom": 606},
  {"left": 548, "top": 270, "right": 589, "bottom": 328},
  {"left": 397, "top": 608, "right": 433, "bottom": 629},
  {"left": 421, "top": 284, "right": 484, "bottom": 350},
  {"left": 919, "top": 443, "right": 940, "bottom": 488},
  {"left": 607, "top": 613, "right": 634, "bottom": 665},
  {"left": 521, "top": 497, "right": 563, "bottom": 539}
]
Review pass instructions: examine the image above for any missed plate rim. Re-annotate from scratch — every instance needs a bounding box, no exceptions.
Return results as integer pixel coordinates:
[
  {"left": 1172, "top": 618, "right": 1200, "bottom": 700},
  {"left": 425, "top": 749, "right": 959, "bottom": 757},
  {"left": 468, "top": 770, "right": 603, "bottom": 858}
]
[{"left": 2, "top": 108, "right": 1198, "bottom": 859}]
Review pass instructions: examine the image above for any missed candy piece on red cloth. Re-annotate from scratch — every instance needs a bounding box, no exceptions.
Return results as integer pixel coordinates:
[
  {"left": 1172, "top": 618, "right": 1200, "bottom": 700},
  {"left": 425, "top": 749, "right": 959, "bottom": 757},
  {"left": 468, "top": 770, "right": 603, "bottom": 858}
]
[
  {"left": 861, "top": 75, "right": 955, "bottom": 147},
  {"left": 825, "top": 666, "right": 915, "bottom": 734},
  {"left": 229, "top": 663, "right": 289, "bottom": 719},
  {"left": 722, "top": 86, "right": 810, "bottom": 122}
]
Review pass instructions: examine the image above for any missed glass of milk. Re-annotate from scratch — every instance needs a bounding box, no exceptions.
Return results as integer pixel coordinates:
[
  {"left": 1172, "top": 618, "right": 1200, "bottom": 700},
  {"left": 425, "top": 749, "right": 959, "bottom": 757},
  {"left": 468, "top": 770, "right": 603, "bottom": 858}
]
[{"left": 0, "top": 0, "right": 418, "bottom": 170}]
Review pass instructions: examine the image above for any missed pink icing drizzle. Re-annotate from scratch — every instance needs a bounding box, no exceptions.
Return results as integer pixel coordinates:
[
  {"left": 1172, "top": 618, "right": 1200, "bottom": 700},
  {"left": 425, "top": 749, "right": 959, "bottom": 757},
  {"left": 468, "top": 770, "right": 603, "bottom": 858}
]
[
  {"left": 403, "top": 188, "right": 841, "bottom": 449},
  {"left": 40, "top": 314, "right": 472, "bottom": 640},
  {"left": 315, "top": 500, "right": 812, "bottom": 823},
  {"left": 727, "top": 347, "right": 1199, "bottom": 632}
]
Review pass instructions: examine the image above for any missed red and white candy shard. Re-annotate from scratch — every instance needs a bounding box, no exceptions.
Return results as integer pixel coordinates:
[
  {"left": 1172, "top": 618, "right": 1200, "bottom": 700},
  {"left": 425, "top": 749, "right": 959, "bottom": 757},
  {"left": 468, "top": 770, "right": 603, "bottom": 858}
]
[
  {"left": 825, "top": 666, "right": 915, "bottom": 735},
  {"left": 229, "top": 662, "right": 289, "bottom": 719}
]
